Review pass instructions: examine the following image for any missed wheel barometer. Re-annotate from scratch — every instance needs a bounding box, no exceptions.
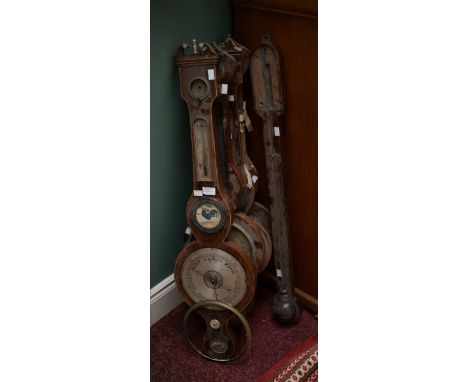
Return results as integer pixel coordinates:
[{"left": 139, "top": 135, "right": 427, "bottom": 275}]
[{"left": 173, "top": 38, "right": 271, "bottom": 362}]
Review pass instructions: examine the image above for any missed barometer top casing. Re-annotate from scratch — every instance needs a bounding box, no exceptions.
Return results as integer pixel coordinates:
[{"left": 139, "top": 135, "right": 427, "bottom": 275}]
[{"left": 250, "top": 34, "right": 284, "bottom": 116}]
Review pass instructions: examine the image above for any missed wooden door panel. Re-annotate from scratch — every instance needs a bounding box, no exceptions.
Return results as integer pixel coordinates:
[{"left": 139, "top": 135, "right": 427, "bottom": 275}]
[{"left": 234, "top": 0, "right": 317, "bottom": 310}]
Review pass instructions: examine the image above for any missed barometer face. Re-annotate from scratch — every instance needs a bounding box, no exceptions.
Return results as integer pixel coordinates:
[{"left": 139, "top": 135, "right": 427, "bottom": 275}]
[
  {"left": 180, "top": 247, "right": 247, "bottom": 308},
  {"left": 190, "top": 198, "right": 226, "bottom": 233},
  {"left": 195, "top": 202, "right": 222, "bottom": 229},
  {"left": 189, "top": 78, "right": 209, "bottom": 100}
]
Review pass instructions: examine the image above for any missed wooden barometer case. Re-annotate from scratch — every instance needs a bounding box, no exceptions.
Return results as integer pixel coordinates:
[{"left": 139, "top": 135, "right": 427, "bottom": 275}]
[
  {"left": 174, "top": 40, "right": 258, "bottom": 362},
  {"left": 217, "top": 36, "right": 259, "bottom": 213},
  {"left": 250, "top": 35, "right": 301, "bottom": 324},
  {"left": 173, "top": 38, "right": 273, "bottom": 362},
  {"left": 175, "top": 41, "right": 233, "bottom": 243},
  {"left": 211, "top": 43, "right": 245, "bottom": 211}
]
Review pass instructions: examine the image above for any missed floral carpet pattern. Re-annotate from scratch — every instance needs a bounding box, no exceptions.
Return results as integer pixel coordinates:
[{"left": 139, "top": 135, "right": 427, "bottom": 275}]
[{"left": 257, "top": 334, "right": 318, "bottom": 382}]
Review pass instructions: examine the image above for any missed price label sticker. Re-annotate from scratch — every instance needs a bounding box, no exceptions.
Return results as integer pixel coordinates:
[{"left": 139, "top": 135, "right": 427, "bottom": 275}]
[
  {"left": 193, "top": 190, "right": 203, "bottom": 197},
  {"left": 184, "top": 227, "right": 192, "bottom": 235},
  {"left": 276, "top": 269, "right": 283, "bottom": 278},
  {"left": 207, "top": 69, "right": 215, "bottom": 80},
  {"left": 202, "top": 186, "right": 216, "bottom": 196},
  {"left": 274, "top": 126, "right": 280, "bottom": 137},
  {"left": 221, "top": 84, "right": 228, "bottom": 94},
  {"left": 228, "top": 94, "right": 235, "bottom": 101},
  {"left": 252, "top": 175, "right": 258, "bottom": 183}
]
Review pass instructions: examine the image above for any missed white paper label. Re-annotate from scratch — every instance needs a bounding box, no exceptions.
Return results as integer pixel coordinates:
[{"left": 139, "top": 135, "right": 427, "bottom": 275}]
[
  {"left": 193, "top": 190, "right": 203, "bottom": 197},
  {"left": 228, "top": 94, "right": 235, "bottom": 101},
  {"left": 202, "top": 186, "right": 216, "bottom": 196},
  {"left": 243, "top": 101, "right": 247, "bottom": 110},
  {"left": 252, "top": 175, "right": 258, "bottom": 184},
  {"left": 276, "top": 269, "right": 283, "bottom": 278},
  {"left": 244, "top": 166, "right": 253, "bottom": 189},
  {"left": 185, "top": 227, "right": 192, "bottom": 235},
  {"left": 221, "top": 83, "right": 228, "bottom": 94},
  {"left": 274, "top": 126, "right": 280, "bottom": 136},
  {"left": 207, "top": 69, "right": 215, "bottom": 80}
]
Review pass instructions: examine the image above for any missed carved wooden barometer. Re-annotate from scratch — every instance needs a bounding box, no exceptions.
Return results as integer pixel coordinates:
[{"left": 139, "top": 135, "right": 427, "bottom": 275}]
[{"left": 173, "top": 38, "right": 272, "bottom": 362}]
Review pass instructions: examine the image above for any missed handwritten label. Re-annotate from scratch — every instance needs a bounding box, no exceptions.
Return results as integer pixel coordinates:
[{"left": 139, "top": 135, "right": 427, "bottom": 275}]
[
  {"left": 252, "top": 175, "right": 258, "bottom": 184},
  {"left": 185, "top": 227, "right": 192, "bottom": 235},
  {"left": 202, "top": 186, "right": 216, "bottom": 196},
  {"left": 274, "top": 126, "right": 280, "bottom": 137},
  {"left": 207, "top": 69, "right": 215, "bottom": 80},
  {"left": 221, "top": 84, "right": 228, "bottom": 94},
  {"left": 228, "top": 94, "right": 235, "bottom": 101},
  {"left": 276, "top": 269, "right": 283, "bottom": 278},
  {"left": 193, "top": 190, "right": 203, "bottom": 197}
]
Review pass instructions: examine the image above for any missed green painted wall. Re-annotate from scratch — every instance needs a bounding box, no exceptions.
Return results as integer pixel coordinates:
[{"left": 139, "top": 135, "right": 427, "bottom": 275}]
[{"left": 151, "top": 0, "right": 233, "bottom": 288}]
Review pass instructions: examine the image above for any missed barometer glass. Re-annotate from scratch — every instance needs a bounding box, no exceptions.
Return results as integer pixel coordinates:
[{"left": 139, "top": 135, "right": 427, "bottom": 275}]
[
  {"left": 193, "top": 118, "right": 214, "bottom": 182},
  {"left": 181, "top": 247, "right": 247, "bottom": 308}
]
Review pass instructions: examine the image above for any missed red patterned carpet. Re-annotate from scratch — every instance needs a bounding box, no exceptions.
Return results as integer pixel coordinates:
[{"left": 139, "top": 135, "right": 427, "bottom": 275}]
[
  {"left": 150, "top": 286, "right": 318, "bottom": 382},
  {"left": 257, "top": 334, "right": 318, "bottom": 382}
]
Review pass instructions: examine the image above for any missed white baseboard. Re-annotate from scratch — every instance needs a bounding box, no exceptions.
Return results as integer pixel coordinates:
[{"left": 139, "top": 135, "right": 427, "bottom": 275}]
[{"left": 150, "top": 273, "right": 183, "bottom": 326}]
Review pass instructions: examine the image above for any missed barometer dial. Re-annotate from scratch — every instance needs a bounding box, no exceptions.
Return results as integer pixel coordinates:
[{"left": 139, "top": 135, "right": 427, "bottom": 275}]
[
  {"left": 175, "top": 242, "right": 257, "bottom": 312},
  {"left": 181, "top": 247, "right": 247, "bottom": 308},
  {"left": 189, "top": 78, "right": 209, "bottom": 100},
  {"left": 195, "top": 203, "right": 222, "bottom": 229},
  {"left": 189, "top": 198, "right": 226, "bottom": 234}
]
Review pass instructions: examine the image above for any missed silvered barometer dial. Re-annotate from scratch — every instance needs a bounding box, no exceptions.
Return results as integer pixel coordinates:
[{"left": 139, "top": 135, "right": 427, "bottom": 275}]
[{"left": 181, "top": 247, "right": 247, "bottom": 308}]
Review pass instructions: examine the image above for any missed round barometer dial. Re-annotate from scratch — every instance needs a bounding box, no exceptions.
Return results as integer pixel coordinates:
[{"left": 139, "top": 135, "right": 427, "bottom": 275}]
[
  {"left": 195, "top": 202, "right": 222, "bottom": 229},
  {"left": 189, "top": 197, "right": 227, "bottom": 234},
  {"left": 180, "top": 247, "right": 248, "bottom": 308},
  {"left": 189, "top": 78, "right": 209, "bottom": 100}
]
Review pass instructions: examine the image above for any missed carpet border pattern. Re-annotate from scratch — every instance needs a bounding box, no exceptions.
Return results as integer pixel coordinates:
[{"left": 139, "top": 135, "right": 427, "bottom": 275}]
[{"left": 257, "top": 334, "right": 318, "bottom": 382}]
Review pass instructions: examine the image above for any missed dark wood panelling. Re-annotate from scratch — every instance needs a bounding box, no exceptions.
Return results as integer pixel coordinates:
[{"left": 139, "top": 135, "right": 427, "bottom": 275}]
[
  {"left": 236, "top": 0, "right": 317, "bottom": 17},
  {"left": 234, "top": 0, "right": 317, "bottom": 309}
]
